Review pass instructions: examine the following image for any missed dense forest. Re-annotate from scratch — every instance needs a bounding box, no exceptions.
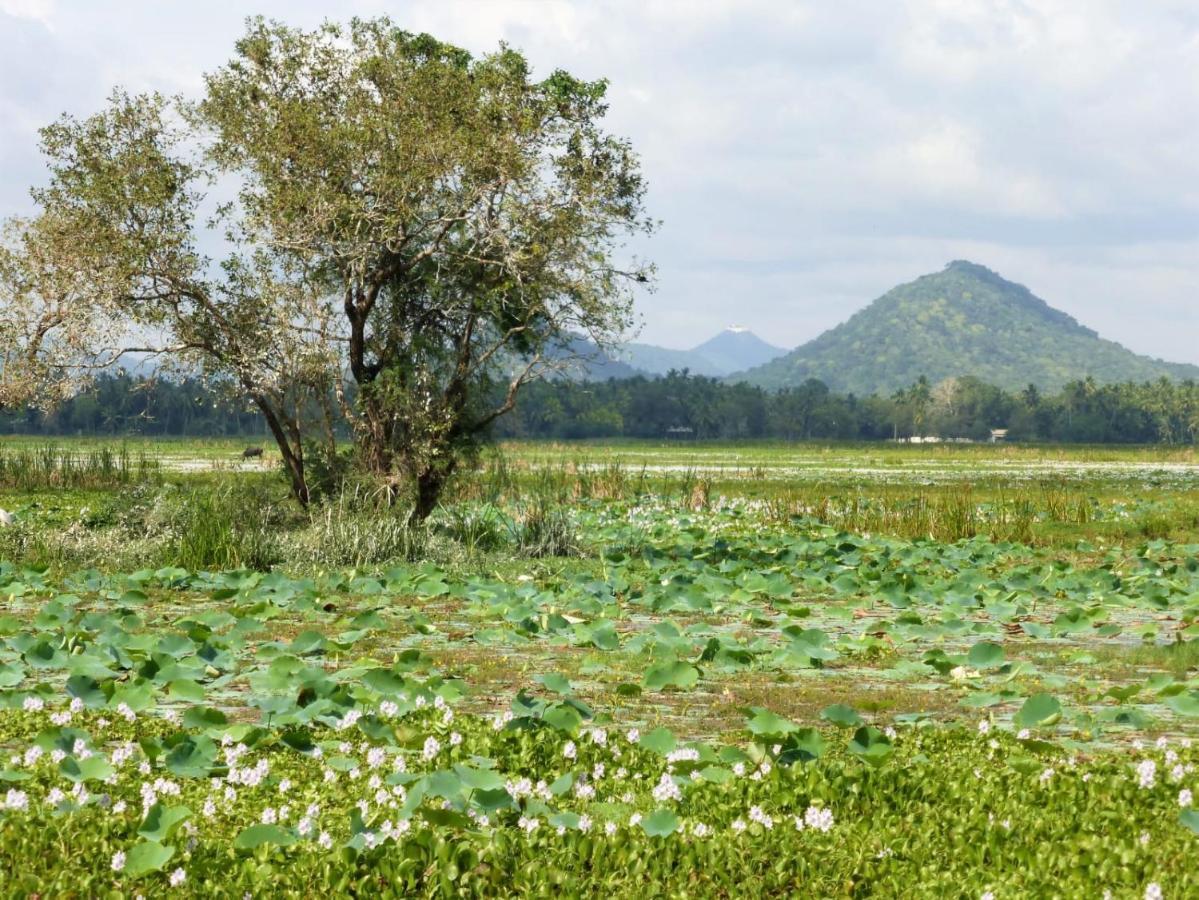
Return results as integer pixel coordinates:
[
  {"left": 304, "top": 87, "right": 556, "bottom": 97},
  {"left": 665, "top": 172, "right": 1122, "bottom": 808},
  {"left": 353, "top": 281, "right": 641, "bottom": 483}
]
[{"left": 4, "top": 370, "right": 1198, "bottom": 445}]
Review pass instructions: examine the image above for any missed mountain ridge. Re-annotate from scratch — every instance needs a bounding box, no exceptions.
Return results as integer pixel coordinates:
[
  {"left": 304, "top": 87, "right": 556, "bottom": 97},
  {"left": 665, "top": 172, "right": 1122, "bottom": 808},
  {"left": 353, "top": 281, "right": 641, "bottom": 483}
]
[{"left": 620, "top": 327, "right": 786, "bottom": 377}]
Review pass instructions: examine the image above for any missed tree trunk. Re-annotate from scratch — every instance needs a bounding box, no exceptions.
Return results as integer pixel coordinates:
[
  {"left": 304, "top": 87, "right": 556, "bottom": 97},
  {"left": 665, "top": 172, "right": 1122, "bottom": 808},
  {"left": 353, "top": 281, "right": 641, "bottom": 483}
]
[
  {"left": 251, "top": 394, "right": 310, "bottom": 506},
  {"left": 412, "top": 459, "right": 458, "bottom": 522}
]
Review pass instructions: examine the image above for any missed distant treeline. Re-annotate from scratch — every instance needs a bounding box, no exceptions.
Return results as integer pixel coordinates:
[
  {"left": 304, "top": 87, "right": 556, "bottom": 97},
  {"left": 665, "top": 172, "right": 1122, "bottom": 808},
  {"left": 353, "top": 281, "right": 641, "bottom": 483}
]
[
  {"left": 492, "top": 372, "right": 1199, "bottom": 444},
  {"left": 3, "top": 370, "right": 1198, "bottom": 444},
  {"left": 0, "top": 373, "right": 266, "bottom": 437}
]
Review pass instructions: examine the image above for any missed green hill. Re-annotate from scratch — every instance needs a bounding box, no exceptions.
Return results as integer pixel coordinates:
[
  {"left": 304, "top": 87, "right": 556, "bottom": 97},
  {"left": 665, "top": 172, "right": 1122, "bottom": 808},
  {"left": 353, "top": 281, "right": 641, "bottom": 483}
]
[{"left": 737, "top": 261, "right": 1199, "bottom": 394}]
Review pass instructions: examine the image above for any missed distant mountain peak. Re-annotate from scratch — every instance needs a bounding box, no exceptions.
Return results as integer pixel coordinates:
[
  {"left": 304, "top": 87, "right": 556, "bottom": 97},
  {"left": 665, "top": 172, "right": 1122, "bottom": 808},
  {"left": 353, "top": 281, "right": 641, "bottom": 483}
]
[
  {"left": 944, "top": 259, "right": 994, "bottom": 275},
  {"left": 617, "top": 326, "right": 788, "bottom": 378},
  {"left": 735, "top": 262, "right": 1199, "bottom": 394}
]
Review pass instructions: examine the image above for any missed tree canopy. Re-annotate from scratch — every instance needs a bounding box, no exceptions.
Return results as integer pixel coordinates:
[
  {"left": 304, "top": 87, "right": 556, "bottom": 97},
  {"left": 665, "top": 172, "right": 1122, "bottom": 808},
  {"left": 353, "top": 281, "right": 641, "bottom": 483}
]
[{"left": 0, "top": 17, "right": 653, "bottom": 514}]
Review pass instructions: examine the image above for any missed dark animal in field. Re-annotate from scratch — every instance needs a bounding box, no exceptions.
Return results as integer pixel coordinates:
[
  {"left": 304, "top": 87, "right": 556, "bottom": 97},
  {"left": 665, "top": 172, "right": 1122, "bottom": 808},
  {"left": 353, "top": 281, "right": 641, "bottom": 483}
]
[{"left": 241, "top": 447, "right": 264, "bottom": 459}]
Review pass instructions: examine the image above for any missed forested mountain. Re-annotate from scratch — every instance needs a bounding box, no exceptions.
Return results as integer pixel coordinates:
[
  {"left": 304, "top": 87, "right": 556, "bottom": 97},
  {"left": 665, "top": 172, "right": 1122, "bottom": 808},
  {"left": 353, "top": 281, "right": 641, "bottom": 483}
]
[{"left": 739, "top": 261, "right": 1199, "bottom": 394}]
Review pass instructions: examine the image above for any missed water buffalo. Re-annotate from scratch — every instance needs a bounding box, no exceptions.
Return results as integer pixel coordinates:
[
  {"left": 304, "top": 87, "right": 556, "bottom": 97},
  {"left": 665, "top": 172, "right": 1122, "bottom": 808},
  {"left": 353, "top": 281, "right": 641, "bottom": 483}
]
[{"left": 241, "top": 447, "right": 264, "bottom": 459}]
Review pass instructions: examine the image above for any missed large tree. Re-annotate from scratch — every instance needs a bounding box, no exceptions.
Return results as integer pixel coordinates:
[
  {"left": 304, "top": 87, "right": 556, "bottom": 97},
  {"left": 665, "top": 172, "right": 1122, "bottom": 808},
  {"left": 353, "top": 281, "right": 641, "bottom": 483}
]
[{"left": 0, "top": 17, "right": 653, "bottom": 514}]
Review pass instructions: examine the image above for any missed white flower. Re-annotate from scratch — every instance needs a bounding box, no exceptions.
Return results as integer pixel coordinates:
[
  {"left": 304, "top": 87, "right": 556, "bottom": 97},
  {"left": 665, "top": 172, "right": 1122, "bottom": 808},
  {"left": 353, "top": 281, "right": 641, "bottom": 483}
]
[
  {"left": 748, "top": 805, "right": 773, "bottom": 829},
  {"left": 22, "top": 696, "right": 44, "bottom": 712},
  {"left": 1137, "top": 759, "right": 1157, "bottom": 790},
  {"left": 1039, "top": 768, "right": 1055, "bottom": 786},
  {"left": 629, "top": 813, "right": 642, "bottom": 827},
  {"left": 651, "top": 772, "right": 681, "bottom": 803},
  {"left": 604, "top": 822, "right": 617, "bottom": 836},
  {"left": 422, "top": 736, "right": 441, "bottom": 760},
  {"left": 1139, "top": 831, "right": 1150, "bottom": 847},
  {"left": 1016, "top": 729, "right": 1030, "bottom": 740},
  {"left": 450, "top": 732, "right": 462, "bottom": 747},
  {"left": 4, "top": 789, "right": 28, "bottom": 811},
  {"left": 111, "top": 851, "right": 126, "bottom": 872},
  {"left": 578, "top": 814, "right": 593, "bottom": 833},
  {"left": 168, "top": 868, "right": 186, "bottom": 887},
  {"left": 731, "top": 818, "right": 746, "bottom": 833},
  {"left": 1145, "top": 884, "right": 1162, "bottom": 900},
  {"left": 626, "top": 729, "right": 640, "bottom": 744},
  {"left": 804, "top": 805, "right": 834, "bottom": 833},
  {"left": 51, "top": 711, "right": 71, "bottom": 726},
  {"left": 563, "top": 741, "right": 577, "bottom": 760},
  {"left": 379, "top": 700, "right": 399, "bottom": 718},
  {"left": 261, "top": 807, "right": 278, "bottom": 824},
  {"left": 116, "top": 703, "right": 135, "bottom": 722},
  {"left": 732, "top": 762, "right": 746, "bottom": 777},
  {"left": 318, "top": 831, "right": 333, "bottom": 849},
  {"left": 1180, "top": 788, "right": 1194, "bottom": 807},
  {"left": 492, "top": 711, "right": 513, "bottom": 730},
  {"left": 981, "top": 892, "right": 995, "bottom": 900},
  {"left": 518, "top": 816, "right": 540, "bottom": 834},
  {"left": 367, "top": 747, "right": 386, "bottom": 769},
  {"left": 46, "top": 787, "right": 65, "bottom": 805},
  {"left": 113, "top": 799, "right": 127, "bottom": 814},
  {"left": 978, "top": 720, "right": 991, "bottom": 735}
]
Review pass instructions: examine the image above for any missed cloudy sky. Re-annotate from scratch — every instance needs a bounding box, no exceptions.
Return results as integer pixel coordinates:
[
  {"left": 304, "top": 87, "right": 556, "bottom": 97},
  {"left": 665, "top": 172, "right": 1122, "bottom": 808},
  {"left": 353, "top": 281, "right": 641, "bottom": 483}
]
[{"left": 2, "top": 0, "right": 1197, "bottom": 362}]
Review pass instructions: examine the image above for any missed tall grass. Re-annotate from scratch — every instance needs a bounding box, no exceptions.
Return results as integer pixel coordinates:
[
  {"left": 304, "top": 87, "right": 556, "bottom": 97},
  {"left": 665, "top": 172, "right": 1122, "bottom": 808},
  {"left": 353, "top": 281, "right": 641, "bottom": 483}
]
[
  {"left": 156, "top": 481, "right": 289, "bottom": 571},
  {"left": 0, "top": 444, "right": 159, "bottom": 489},
  {"left": 293, "top": 484, "right": 428, "bottom": 568}
]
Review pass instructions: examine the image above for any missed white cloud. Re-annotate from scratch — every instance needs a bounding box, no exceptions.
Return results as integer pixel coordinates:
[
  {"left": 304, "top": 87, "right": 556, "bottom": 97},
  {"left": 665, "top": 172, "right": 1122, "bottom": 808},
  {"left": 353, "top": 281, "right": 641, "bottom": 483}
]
[{"left": 0, "top": 0, "right": 55, "bottom": 28}]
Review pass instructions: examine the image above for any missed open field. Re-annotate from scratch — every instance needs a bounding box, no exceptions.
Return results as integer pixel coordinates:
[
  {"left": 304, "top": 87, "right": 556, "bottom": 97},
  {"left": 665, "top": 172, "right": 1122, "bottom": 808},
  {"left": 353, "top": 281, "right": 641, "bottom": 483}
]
[{"left": 0, "top": 438, "right": 1198, "bottom": 895}]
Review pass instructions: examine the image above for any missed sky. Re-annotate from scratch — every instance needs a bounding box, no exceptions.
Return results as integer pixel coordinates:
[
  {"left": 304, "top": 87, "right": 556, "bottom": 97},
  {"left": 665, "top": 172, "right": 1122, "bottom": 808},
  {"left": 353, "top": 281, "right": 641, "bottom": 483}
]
[{"left": 2, "top": 0, "right": 1198, "bottom": 363}]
